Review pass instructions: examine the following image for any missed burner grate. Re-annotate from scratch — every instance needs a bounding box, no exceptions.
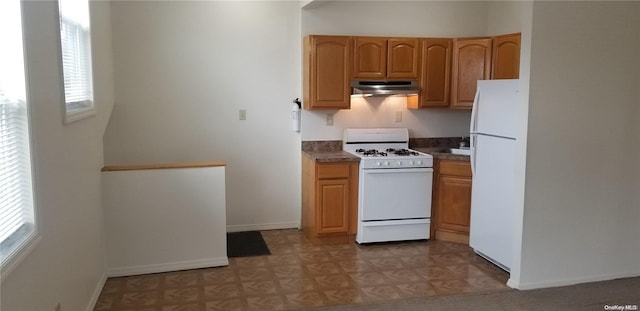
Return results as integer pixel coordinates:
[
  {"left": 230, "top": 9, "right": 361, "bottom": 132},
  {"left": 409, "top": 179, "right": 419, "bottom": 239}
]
[
  {"left": 356, "top": 149, "right": 388, "bottom": 157},
  {"left": 386, "top": 148, "right": 419, "bottom": 156}
]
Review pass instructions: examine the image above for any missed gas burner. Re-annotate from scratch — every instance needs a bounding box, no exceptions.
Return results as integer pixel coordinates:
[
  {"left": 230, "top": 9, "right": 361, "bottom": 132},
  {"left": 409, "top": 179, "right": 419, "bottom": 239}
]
[
  {"left": 357, "top": 149, "right": 387, "bottom": 157},
  {"left": 365, "top": 150, "right": 387, "bottom": 157},
  {"left": 387, "top": 148, "right": 419, "bottom": 156}
]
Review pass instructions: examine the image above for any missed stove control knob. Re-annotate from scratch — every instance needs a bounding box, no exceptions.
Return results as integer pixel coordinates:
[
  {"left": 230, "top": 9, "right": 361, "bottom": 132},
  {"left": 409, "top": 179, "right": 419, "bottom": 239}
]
[
  {"left": 397, "top": 161, "right": 402, "bottom": 166},
  {"left": 409, "top": 161, "right": 414, "bottom": 165},
  {"left": 376, "top": 162, "right": 381, "bottom": 166},
  {"left": 383, "top": 161, "right": 389, "bottom": 166},
  {"left": 417, "top": 160, "right": 423, "bottom": 165}
]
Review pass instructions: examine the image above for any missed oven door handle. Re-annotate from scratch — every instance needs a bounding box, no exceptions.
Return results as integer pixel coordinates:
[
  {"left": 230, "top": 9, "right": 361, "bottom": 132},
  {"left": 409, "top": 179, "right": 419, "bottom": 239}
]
[{"left": 363, "top": 168, "right": 433, "bottom": 174}]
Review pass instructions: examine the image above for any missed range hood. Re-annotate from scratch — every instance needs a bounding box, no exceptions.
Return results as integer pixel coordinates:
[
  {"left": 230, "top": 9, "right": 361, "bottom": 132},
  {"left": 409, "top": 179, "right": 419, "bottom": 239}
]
[{"left": 351, "top": 80, "right": 419, "bottom": 96}]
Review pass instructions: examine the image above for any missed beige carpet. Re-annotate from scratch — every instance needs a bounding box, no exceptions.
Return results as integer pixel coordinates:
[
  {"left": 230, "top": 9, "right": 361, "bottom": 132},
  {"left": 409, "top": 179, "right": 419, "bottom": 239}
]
[{"left": 311, "top": 277, "right": 640, "bottom": 311}]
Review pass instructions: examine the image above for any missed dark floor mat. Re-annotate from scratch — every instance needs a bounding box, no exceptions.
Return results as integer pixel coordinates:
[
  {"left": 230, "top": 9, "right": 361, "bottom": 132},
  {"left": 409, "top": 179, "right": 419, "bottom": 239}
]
[{"left": 226, "top": 231, "right": 271, "bottom": 258}]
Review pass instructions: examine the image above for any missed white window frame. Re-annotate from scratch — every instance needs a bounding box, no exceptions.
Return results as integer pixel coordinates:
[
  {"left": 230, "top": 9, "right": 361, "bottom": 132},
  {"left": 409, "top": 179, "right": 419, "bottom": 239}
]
[
  {"left": 0, "top": 0, "right": 40, "bottom": 278},
  {"left": 58, "top": 0, "right": 95, "bottom": 124}
]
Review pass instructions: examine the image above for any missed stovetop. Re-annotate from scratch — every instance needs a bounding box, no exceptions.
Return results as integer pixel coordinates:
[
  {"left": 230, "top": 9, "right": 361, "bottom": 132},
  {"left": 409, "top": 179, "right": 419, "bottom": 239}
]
[
  {"left": 345, "top": 147, "right": 433, "bottom": 169},
  {"left": 342, "top": 128, "right": 433, "bottom": 168},
  {"left": 355, "top": 148, "right": 422, "bottom": 157}
]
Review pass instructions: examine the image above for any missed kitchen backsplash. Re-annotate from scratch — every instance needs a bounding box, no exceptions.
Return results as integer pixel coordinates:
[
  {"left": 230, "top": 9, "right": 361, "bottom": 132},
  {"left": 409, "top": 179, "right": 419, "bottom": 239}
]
[
  {"left": 301, "top": 140, "right": 342, "bottom": 153},
  {"left": 409, "top": 137, "right": 467, "bottom": 148}
]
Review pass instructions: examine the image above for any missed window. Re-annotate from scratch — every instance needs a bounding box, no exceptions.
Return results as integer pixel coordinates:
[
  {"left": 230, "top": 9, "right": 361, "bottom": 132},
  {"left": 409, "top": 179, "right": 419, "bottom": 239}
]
[
  {"left": 0, "top": 0, "right": 37, "bottom": 274},
  {"left": 58, "top": 0, "right": 94, "bottom": 123}
]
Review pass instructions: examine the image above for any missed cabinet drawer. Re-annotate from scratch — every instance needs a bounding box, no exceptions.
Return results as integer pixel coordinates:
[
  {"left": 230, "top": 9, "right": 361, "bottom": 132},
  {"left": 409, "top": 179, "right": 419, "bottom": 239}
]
[
  {"left": 439, "top": 160, "right": 471, "bottom": 177},
  {"left": 317, "top": 163, "right": 350, "bottom": 179}
]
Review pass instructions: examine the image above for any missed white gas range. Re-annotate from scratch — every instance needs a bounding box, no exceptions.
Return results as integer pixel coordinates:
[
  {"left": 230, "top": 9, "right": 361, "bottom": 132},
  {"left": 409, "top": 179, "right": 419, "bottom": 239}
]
[{"left": 343, "top": 128, "right": 434, "bottom": 244}]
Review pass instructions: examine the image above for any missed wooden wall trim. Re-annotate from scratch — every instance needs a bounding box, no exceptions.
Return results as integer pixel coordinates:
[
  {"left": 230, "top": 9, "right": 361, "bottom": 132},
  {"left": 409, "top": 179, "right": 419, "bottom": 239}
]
[{"left": 102, "top": 162, "right": 226, "bottom": 172}]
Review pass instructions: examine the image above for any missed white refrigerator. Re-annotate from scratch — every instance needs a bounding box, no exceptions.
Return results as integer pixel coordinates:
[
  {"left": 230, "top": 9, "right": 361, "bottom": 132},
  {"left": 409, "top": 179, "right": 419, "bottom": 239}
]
[{"left": 469, "top": 79, "right": 521, "bottom": 272}]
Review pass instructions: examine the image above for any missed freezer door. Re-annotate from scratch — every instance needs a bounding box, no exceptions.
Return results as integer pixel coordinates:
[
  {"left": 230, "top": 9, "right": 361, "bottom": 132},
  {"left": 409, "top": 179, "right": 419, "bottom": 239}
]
[
  {"left": 469, "top": 134, "right": 516, "bottom": 271},
  {"left": 474, "top": 79, "right": 520, "bottom": 138}
]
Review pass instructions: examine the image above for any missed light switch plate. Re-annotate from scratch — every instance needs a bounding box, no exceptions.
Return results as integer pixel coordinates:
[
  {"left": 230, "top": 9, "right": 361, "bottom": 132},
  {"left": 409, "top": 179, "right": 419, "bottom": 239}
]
[
  {"left": 239, "top": 109, "right": 246, "bottom": 120},
  {"left": 326, "top": 113, "right": 334, "bottom": 126},
  {"left": 395, "top": 111, "right": 402, "bottom": 122}
]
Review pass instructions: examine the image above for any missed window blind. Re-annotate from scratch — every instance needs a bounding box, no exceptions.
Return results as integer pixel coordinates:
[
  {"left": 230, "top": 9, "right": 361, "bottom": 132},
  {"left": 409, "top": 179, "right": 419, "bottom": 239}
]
[
  {"left": 0, "top": 0, "right": 35, "bottom": 267},
  {"left": 59, "top": 0, "right": 93, "bottom": 112},
  {"left": 0, "top": 97, "right": 33, "bottom": 244}
]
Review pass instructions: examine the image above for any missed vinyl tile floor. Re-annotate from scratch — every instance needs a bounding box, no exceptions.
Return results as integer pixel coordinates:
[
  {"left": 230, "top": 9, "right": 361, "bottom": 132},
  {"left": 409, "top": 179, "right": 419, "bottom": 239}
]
[{"left": 94, "top": 229, "right": 509, "bottom": 311}]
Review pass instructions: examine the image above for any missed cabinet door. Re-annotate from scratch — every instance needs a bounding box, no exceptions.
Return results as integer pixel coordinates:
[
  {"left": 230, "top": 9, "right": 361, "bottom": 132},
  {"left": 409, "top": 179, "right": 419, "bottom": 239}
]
[
  {"left": 451, "top": 38, "right": 492, "bottom": 109},
  {"left": 316, "top": 179, "right": 350, "bottom": 234},
  {"left": 387, "top": 38, "right": 420, "bottom": 79},
  {"left": 436, "top": 175, "right": 472, "bottom": 233},
  {"left": 409, "top": 38, "right": 451, "bottom": 108},
  {"left": 492, "top": 33, "right": 521, "bottom": 79},
  {"left": 304, "top": 36, "right": 352, "bottom": 110},
  {"left": 353, "top": 37, "right": 387, "bottom": 79}
]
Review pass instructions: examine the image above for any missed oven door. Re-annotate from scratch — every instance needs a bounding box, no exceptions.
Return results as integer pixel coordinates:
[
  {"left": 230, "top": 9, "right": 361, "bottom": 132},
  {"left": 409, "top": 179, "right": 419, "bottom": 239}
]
[{"left": 360, "top": 168, "right": 433, "bottom": 221}]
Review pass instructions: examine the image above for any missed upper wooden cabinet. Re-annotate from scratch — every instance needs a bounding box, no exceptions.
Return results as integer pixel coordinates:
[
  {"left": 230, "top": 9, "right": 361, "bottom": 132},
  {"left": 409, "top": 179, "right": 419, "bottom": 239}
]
[
  {"left": 303, "top": 35, "right": 352, "bottom": 110},
  {"left": 387, "top": 38, "right": 420, "bottom": 79},
  {"left": 407, "top": 38, "right": 452, "bottom": 109},
  {"left": 353, "top": 37, "right": 419, "bottom": 80},
  {"left": 492, "top": 33, "right": 521, "bottom": 79},
  {"left": 303, "top": 33, "right": 519, "bottom": 110},
  {"left": 353, "top": 37, "right": 387, "bottom": 79},
  {"left": 450, "top": 38, "right": 492, "bottom": 109}
]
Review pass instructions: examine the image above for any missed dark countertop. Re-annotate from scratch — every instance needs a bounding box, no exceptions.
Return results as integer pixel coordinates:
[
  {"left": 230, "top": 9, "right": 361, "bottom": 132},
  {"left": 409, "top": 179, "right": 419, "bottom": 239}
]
[
  {"left": 414, "top": 147, "right": 471, "bottom": 162},
  {"left": 301, "top": 139, "right": 470, "bottom": 163},
  {"left": 302, "top": 148, "right": 469, "bottom": 163},
  {"left": 302, "top": 151, "right": 360, "bottom": 163}
]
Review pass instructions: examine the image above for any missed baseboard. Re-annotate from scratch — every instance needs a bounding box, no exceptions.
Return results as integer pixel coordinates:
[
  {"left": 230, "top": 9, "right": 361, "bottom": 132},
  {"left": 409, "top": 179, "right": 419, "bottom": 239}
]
[
  {"left": 513, "top": 271, "right": 640, "bottom": 290},
  {"left": 435, "top": 230, "right": 469, "bottom": 244},
  {"left": 85, "top": 271, "right": 107, "bottom": 311},
  {"left": 226, "top": 222, "right": 299, "bottom": 233},
  {"left": 107, "top": 257, "right": 229, "bottom": 277},
  {"left": 506, "top": 278, "right": 519, "bottom": 289}
]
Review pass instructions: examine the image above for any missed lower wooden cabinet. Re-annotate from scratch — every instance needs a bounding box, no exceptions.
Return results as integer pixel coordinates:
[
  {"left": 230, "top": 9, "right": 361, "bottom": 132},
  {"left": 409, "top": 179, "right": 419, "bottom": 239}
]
[
  {"left": 432, "top": 159, "right": 472, "bottom": 244},
  {"left": 317, "top": 179, "right": 350, "bottom": 234},
  {"left": 302, "top": 156, "right": 359, "bottom": 238}
]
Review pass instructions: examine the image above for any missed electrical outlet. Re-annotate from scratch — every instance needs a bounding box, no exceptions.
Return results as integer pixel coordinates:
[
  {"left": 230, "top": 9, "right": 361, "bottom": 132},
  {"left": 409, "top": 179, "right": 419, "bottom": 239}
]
[
  {"left": 54, "top": 303, "right": 61, "bottom": 311},
  {"left": 326, "top": 113, "right": 334, "bottom": 126},
  {"left": 395, "top": 111, "right": 402, "bottom": 122},
  {"left": 239, "top": 109, "right": 246, "bottom": 120}
]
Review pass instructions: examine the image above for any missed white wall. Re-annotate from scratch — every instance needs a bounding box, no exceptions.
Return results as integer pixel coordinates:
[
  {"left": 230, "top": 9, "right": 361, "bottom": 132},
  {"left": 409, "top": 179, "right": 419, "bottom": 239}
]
[
  {"left": 103, "top": 1, "right": 302, "bottom": 231},
  {"left": 300, "top": 1, "right": 494, "bottom": 140},
  {"left": 301, "top": 1, "right": 489, "bottom": 37},
  {"left": 0, "top": 1, "right": 114, "bottom": 310},
  {"left": 519, "top": 1, "right": 640, "bottom": 289},
  {"left": 486, "top": 1, "right": 533, "bottom": 288},
  {"left": 103, "top": 166, "right": 228, "bottom": 277}
]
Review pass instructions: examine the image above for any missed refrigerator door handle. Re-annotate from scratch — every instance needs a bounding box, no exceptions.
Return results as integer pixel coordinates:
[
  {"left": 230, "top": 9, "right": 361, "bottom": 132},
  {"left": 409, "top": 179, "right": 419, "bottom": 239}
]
[
  {"left": 470, "top": 88, "right": 480, "bottom": 134},
  {"left": 470, "top": 134, "right": 477, "bottom": 176},
  {"left": 469, "top": 87, "right": 480, "bottom": 177}
]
